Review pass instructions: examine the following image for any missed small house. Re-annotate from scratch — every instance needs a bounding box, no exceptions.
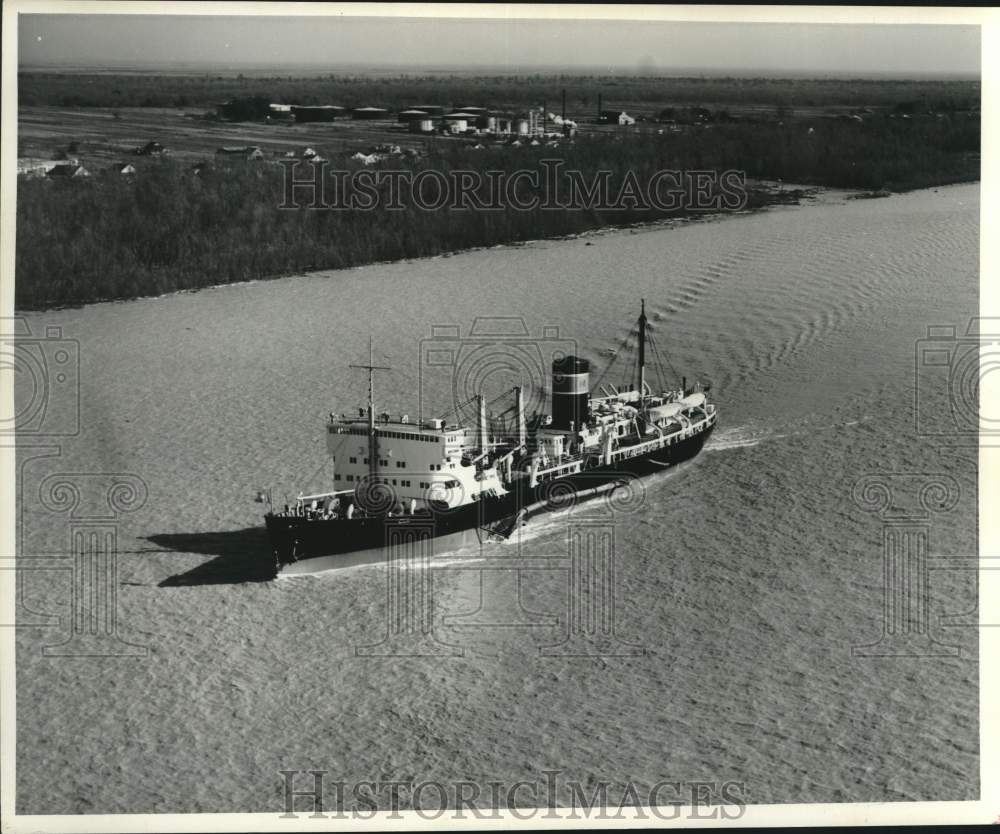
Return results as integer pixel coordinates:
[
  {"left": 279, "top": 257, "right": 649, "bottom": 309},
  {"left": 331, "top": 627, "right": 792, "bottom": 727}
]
[{"left": 47, "top": 164, "right": 89, "bottom": 179}]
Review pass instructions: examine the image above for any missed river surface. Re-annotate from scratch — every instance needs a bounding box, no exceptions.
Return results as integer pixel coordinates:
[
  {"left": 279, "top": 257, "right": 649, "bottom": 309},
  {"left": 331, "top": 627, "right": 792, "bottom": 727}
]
[{"left": 16, "top": 184, "right": 979, "bottom": 813}]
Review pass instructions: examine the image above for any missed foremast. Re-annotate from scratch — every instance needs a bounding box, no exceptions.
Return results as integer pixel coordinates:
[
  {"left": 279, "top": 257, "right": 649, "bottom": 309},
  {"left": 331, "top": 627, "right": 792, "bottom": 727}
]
[
  {"left": 349, "top": 337, "right": 390, "bottom": 482},
  {"left": 637, "top": 298, "right": 647, "bottom": 406}
]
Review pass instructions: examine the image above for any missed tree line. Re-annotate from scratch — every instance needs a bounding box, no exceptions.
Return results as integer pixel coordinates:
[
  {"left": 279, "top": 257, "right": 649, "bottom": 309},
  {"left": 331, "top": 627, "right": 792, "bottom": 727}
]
[
  {"left": 19, "top": 71, "right": 980, "bottom": 114},
  {"left": 16, "top": 117, "right": 979, "bottom": 309}
]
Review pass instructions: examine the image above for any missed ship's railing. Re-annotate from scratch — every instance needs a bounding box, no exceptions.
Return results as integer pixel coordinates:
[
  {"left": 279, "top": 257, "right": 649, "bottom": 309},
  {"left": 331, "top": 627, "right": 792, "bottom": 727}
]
[
  {"left": 608, "top": 409, "right": 715, "bottom": 464},
  {"left": 295, "top": 489, "right": 353, "bottom": 504}
]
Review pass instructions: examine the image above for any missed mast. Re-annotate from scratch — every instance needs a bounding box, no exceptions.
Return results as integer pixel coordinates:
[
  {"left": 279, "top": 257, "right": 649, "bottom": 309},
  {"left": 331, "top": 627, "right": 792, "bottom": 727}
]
[
  {"left": 637, "top": 298, "right": 647, "bottom": 403},
  {"left": 349, "top": 337, "right": 390, "bottom": 482}
]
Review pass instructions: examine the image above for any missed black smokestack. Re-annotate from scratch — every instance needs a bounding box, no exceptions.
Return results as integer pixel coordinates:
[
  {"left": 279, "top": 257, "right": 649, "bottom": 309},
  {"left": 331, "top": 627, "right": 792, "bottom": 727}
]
[{"left": 551, "top": 356, "right": 590, "bottom": 432}]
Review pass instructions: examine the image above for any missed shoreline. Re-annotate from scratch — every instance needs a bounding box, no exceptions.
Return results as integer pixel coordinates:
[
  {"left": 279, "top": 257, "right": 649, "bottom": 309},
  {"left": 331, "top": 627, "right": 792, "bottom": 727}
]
[{"left": 16, "top": 179, "right": 978, "bottom": 314}]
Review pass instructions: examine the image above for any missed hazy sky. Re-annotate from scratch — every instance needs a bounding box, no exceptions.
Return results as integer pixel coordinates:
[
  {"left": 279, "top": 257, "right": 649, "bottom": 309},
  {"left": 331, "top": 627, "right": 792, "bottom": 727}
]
[{"left": 18, "top": 14, "right": 980, "bottom": 76}]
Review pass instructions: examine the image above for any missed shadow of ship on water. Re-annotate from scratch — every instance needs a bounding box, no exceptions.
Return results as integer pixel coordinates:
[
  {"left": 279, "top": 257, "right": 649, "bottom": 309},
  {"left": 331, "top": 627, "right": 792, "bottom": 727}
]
[{"left": 149, "top": 528, "right": 275, "bottom": 586}]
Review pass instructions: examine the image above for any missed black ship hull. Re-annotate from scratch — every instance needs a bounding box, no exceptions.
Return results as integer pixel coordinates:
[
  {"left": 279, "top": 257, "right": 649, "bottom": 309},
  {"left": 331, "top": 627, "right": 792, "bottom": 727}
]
[{"left": 262, "top": 424, "right": 714, "bottom": 577}]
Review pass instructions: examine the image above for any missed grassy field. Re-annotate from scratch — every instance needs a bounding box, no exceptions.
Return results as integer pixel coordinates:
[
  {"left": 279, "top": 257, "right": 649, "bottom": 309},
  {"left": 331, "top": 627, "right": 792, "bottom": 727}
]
[{"left": 19, "top": 71, "right": 981, "bottom": 112}]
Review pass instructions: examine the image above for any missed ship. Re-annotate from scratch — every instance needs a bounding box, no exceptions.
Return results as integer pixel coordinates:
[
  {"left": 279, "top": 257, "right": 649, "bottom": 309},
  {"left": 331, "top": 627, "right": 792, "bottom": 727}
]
[{"left": 262, "top": 301, "right": 717, "bottom": 576}]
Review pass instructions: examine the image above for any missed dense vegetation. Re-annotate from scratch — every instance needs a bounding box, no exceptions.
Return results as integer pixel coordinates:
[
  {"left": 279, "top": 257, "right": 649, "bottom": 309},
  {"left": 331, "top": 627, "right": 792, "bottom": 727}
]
[
  {"left": 19, "top": 71, "right": 980, "bottom": 114},
  {"left": 16, "top": 109, "right": 979, "bottom": 309}
]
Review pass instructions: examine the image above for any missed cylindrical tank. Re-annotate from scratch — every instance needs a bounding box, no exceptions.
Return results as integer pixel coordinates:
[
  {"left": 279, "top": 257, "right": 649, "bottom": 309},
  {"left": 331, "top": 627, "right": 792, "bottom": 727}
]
[
  {"left": 397, "top": 109, "right": 429, "bottom": 123},
  {"left": 551, "top": 355, "right": 590, "bottom": 431}
]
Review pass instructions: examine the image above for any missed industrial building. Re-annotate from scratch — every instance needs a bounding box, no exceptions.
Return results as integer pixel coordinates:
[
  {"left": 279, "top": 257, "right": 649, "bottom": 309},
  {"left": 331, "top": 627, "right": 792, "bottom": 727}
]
[
  {"left": 443, "top": 112, "right": 477, "bottom": 133},
  {"left": 397, "top": 109, "right": 429, "bottom": 123},
  {"left": 456, "top": 106, "right": 490, "bottom": 129},
  {"left": 407, "top": 105, "right": 444, "bottom": 116},
  {"left": 513, "top": 110, "right": 545, "bottom": 136},
  {"left": 291, "top": 105, "right": 344, "bottom": 123},
  {"left": 351, "top": 107, "right": 389, "bottom": 120},
  {"left": 268, "top": 103, "right": 295, "bottom": 122}
]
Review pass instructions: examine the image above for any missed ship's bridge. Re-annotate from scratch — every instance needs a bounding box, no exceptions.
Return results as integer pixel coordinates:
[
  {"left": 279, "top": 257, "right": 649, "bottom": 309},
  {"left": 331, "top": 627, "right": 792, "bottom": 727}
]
[{"left": 324, "top": 413, "right": 504, "bottom": 510}]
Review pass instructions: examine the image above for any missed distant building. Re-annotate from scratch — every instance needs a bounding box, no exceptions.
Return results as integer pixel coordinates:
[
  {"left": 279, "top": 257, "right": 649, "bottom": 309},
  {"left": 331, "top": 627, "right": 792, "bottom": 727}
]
[
  {"left": 456, "top": 107, "right": 490, "bottom": 128},
  {"left": 443, "top": 113, "right": 475, "bottom": 133},
  {"left": 397, "top": 109, "right": 428, "bottom": 123},
  {"left": 351, "top": 152, "right": 380, "bottom": 165},
  {"left": 408, "top": 118, "right": 435, "bottom": 134},
  {"left": 47, "top": 164, "right": 89, "bottom": 179},
  {"left": 408, "top": 105, "right": 444, "bottom": 117},
  {"left": 110, "top": 162, "right": 136, "bottom": 175},
  {"left": 17, "top": 158, "right": 64, "bottom": 177},
  {"left": 217, "top": 97, "right": 271, "bottom": 122},
  {"left": 216, "top": 145, "right": 264, "bottom": 160},
  {"left": 267, "top": 103, "right": 295, "bottom": 122},
  {"left": 291, "top": 105, "right": 344, "bottom": 123},
  {"left": 351, "top": 107, "right": 388, "bottom": 120},
  {"left": 599, "top": 111, "right": 635, "bottom": 126}
]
